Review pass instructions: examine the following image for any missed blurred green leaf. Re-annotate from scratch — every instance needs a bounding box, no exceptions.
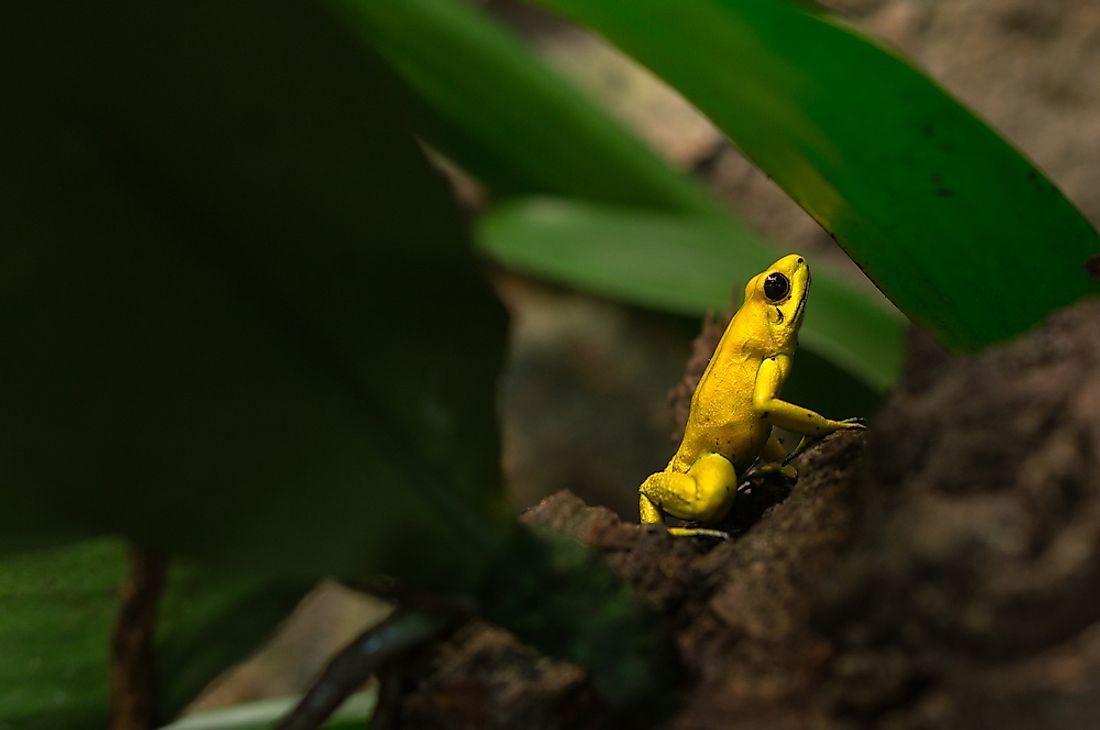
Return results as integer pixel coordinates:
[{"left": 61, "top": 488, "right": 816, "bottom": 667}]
[
  {"left": 0, "top": 1, "right": 510, "bottom": 588},
  {"left": 338, "top": 0, "right": 905, "bottom": 393},
  {"left": 479, "top": 198, "right": 904, "bottom": 391},
  {"left": 525, "top": 0, "right": 1100, "bottom": 348},
  {"left": 0, "top": 540, "right": 306, "bottom": 730},
  {"left": 334, "top": 0, "right": 723, "bottom": 216}
]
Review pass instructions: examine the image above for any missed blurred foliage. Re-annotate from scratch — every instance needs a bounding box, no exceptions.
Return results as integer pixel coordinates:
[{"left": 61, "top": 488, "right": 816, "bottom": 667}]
[
  {"left": 525, "top": 0, "right": 1100, "bottom": 348},
  {"left": 1, "top": 1, "right": 510, "bottom": 586},
  {"left": 1, "top": 1, "right": 512, "bottom": 724},
  {"left": 480, "top": 198, "right": 904, "bottom": 391},
  {"left": 0, "top": 540, "right": 305, "bottom": 729},
  {"left": 335, "top": 0, "right": 722, "bottom": 215},
  {"left": 339, "top": 0, "right": 907, "bottom": 393}
]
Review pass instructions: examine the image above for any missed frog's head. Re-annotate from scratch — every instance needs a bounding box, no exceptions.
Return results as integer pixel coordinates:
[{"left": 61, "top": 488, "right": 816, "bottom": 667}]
[{"left": 742, "top": 253, "right": 810, "bottom": 350}]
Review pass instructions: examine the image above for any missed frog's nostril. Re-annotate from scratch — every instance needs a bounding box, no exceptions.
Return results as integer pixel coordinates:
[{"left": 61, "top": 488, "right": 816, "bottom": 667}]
[{"left": 797, "top": 257, "right": 804, "bottom": 264}]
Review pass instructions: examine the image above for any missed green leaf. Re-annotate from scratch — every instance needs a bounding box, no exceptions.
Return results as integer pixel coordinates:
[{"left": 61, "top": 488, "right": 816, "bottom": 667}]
[
  {"left": 332, "top": 0, "right": 723, "bottom": 216},
  {"left": 337, "top": 0, "right": 906, "bottom": 394},
  {"left": 0, "top": 540, "right": 307, "bottom": 730},
  {"left": 0, "top": 1, "right": 510, "bottom": 588},
  {"left": 523, "top": 0, "right": 1100, "bottom": 348},
  {"left": 479, "top": 198, "right": 904, "bottom": 391}
]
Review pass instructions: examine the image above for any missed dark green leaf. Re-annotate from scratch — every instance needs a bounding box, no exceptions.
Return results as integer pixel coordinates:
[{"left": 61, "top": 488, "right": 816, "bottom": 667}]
[
  {"left": 0, "top": 1, "right": 509, "bottom": 588},
  {"left": 479, "top": 199, "right": 904, "bottom": 391},
  {"left": 524, "top": 0, "right": 1100, "bottom": 348},
  {"left": 0, "top": 540, "right": 307, "bottom": 730},
  {"left": 332, "top": 0, "right": 723, "bottom": 216}
]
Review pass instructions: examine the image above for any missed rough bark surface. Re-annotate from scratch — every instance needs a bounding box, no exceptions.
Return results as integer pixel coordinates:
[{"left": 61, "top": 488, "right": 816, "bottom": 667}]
[{"left": 398, "top": 299, "right": 1100, "bottom": 729}]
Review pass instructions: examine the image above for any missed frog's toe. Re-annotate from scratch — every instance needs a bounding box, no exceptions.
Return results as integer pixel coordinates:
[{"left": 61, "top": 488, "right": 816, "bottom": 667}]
[{"left": 757, "top": 462, "right": 798, "bottom": 480}]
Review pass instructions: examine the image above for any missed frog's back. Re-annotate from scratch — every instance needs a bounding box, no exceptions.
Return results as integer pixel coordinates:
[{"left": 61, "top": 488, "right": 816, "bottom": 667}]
[{"left": 668, "top": 315, "right": 772, "bottom": 473}]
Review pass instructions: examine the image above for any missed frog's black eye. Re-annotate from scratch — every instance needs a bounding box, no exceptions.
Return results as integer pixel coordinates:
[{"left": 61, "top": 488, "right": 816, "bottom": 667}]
[{"left": 763, "top": 272, "right": 791, "bottom": 302}]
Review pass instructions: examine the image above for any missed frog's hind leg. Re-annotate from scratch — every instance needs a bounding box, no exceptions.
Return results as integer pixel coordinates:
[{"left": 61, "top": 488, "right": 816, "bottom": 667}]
[
  {"left": 639, "top": 453, "right": 737, "bottom": 537},
  {"left": 750, "top": 431, "right": 798, "bottom": 480}
]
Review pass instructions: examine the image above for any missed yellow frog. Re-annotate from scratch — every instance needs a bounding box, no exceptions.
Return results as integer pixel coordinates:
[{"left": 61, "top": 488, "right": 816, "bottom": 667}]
[{"left": 639, "top": 254, "right": 864, "bottom": 537}]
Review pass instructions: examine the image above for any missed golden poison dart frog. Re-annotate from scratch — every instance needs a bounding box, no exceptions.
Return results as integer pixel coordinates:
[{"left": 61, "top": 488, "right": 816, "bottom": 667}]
[{"left": 639, "top": 254, "right": 864, "bottom": 537}]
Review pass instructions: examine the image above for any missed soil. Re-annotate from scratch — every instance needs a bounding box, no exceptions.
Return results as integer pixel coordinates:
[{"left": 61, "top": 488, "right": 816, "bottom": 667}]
[{"left": 397, "top": 298, "right": 1100, "bottom": 729}]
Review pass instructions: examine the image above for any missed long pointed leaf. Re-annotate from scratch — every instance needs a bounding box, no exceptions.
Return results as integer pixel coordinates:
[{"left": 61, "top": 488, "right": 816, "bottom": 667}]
[
  {"left": 480, "top": 198, "right": 904, "bottom": 391},
  {"left": 334, "top": 0, "right": 723, "bottom": 217}
]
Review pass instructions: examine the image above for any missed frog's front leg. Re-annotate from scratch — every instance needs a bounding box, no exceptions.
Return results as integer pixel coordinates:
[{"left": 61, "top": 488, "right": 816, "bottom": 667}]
[
  {"left": 753, "top": 356, "right": 866, "bottom": 436},
  {"left": 639, "top": 453, "right": 737, "bottom": 537}
]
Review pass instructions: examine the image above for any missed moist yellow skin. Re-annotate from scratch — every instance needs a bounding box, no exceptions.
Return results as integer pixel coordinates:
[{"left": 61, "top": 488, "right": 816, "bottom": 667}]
[{"left": 639, "top": 254, "right": 864, "bottom": 537}]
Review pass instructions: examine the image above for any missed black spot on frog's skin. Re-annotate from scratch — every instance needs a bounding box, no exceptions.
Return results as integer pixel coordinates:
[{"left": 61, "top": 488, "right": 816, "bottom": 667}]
[
  {"left": 1028, "top": 170, "right": 1038, "bottom": 181},
  {"left": 1086, "top": 254, "right": 1100, "bottom": 282}
]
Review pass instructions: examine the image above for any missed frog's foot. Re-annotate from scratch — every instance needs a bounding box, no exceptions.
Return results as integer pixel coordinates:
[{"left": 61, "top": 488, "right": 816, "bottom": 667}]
[
  {"left": 755, "top": 461, "right": 798, "bottom": 480},
  {"left": 666, "top": 526, "right": 730, "bottom": 539},
  {"left": 779, "top": 420, "right": 867, "bottom": 466},
  {"left": 639, "top": 453, "right": 738, "bottom": 527}
]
